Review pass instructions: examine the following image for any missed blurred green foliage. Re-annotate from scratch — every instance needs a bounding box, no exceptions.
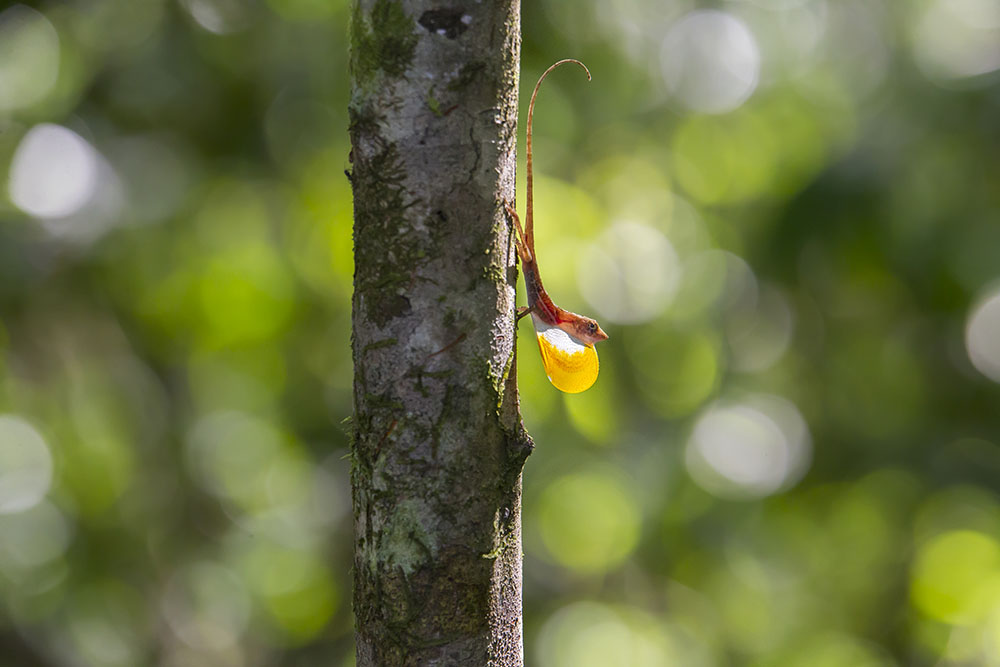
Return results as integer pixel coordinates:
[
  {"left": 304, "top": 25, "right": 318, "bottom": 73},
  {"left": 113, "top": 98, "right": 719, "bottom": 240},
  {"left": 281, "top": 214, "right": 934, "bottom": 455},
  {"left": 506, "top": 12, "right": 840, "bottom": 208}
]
[{"left": 1, "top": 0, "right": 1000, "bottom": 665}]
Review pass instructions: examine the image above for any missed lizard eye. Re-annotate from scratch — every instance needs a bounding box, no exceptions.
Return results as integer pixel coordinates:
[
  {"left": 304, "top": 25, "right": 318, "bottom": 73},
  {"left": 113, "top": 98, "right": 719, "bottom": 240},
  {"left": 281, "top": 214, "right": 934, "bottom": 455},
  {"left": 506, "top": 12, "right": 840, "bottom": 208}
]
[{"left": 588, "top": 322, "right": 597, "bottom": 333}]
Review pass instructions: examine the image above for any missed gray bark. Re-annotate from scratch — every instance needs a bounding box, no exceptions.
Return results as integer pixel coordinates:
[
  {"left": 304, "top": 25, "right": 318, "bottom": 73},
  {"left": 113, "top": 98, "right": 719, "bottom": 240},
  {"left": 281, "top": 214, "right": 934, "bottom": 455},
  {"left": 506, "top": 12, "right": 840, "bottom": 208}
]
[{"left": 348, "top": 1, "right": 530, "bottom": 665}]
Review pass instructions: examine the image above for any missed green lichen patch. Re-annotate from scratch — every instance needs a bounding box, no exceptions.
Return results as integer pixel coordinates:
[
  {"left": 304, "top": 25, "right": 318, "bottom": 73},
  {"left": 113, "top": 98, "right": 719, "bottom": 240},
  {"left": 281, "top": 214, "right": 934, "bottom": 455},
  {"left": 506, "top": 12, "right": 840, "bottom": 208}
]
[
  {"left": 481, "top": 530, "right": 515, "bottom": 560},
  {"left": 426, "top": 85, "right": 442, "bottom": 117},
  {"left": 351, "top": 0, "right": 418, "bottom": 87}
]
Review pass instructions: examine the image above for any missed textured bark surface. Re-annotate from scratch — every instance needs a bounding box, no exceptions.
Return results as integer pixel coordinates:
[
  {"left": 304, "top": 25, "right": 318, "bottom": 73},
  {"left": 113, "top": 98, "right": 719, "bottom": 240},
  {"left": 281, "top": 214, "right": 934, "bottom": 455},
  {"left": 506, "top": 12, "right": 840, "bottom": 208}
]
[{"left": 348, "top": 1, "right": 529, "bottom": 665}]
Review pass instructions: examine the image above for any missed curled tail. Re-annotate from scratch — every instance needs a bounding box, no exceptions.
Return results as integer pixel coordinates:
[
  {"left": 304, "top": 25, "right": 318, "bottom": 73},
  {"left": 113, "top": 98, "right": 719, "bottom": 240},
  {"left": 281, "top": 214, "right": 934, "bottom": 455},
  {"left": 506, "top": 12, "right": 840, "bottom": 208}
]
[{"left": 524, "top": 59, "right": 591, "bottom": 260}]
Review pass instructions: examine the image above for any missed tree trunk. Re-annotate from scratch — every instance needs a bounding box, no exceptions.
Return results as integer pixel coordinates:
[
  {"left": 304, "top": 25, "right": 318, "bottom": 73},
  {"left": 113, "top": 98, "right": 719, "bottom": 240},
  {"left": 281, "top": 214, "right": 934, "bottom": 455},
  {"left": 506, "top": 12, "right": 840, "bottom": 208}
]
[{"left": 348, "top": 1, "right": 529, "bottom": 665}]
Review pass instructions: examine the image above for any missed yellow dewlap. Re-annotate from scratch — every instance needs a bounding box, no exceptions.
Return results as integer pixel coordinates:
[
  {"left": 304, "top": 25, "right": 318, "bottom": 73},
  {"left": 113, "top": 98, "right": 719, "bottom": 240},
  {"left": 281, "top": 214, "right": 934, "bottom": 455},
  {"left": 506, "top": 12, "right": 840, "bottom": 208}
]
[{"left": 532, "top": 316, "right": 599, "bottom": 394}]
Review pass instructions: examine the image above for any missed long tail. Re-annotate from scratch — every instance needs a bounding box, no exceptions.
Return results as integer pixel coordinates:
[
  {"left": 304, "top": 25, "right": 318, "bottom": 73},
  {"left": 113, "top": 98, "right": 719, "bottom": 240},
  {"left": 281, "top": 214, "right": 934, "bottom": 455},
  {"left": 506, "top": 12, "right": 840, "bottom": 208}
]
[{"left": 525, "top": 59, "right": 591, "bottom": 259}]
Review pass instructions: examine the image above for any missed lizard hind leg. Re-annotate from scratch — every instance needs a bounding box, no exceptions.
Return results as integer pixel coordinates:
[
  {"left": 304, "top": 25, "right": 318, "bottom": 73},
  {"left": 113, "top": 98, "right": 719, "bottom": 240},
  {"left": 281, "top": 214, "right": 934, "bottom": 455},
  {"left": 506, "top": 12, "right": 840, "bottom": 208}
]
[{"left": 504, "top": 202, "right": 533, "bottom": 263}]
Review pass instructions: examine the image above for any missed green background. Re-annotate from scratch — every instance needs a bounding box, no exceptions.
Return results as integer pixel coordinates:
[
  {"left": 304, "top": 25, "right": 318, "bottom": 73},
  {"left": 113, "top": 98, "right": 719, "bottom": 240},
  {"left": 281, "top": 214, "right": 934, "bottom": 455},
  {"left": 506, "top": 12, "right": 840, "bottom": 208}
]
[{"left": 2, "top": 0, "right": 1000, "bottom": 665}]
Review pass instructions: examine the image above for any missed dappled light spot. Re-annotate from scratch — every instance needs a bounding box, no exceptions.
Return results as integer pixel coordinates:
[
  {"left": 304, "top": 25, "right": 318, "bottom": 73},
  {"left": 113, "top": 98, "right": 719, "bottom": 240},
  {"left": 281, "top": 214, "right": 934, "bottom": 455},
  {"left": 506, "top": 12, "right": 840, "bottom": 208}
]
[
  {"left": 232, "top": 455, "right": 345, "bottom": 551},
  {"left": 578, "top": 221, "right": 680, "bottom": 325},
  {"left": 707, "top": 563, "right": 780, "bottom": 653},
  {"left": 4, "top": 122, "right": 125, "bottom": 243},
  {"left": 986, "top": 611, "right": 1000, "bottom": 663},
  {"left": 59, "top": 417, "right": 135, "bottom": 518},
  {"left": 820, "top": 1, "right": 892, "bottom": 101},
  {"left": 536, "top": 602, "right": 677, "bottom": 667},
  {"left": 913, "top": 0, "right": 1000, "bottom": 84},
  {"left": 718, "top": 252, "right": 759, "bottom": 314},
  {"left": 672, "top": 117, "right": 732, "bottom": 204},
  {"left": 185, "top": 410, "right": 333, "bottom": 547},
  {"left": 537, "top": 471, "right": 640, "bottom": 573},
  {"left": 235, "top": 459, "right": 333, "bottom": 548},
  {"left": 239, "top": 542, "right": 338, "bottom": 642},
  {"left": 186, "top": 411, "right": 302, "bottom": 514},
  {"left": 661, "top": 196, "right": 712, "bottom": 257},
  {"left": 0, "top": 5, "right": 59, "bottom": 112},
  {"left": 913, "top": 486, "right": 1000, "bottom": 558},
  {"left": 764, "top": 631, "right": 895, "bottom": 666},
  {"left": 686, "top": 394, "right": 811, "bottom": 499},
  {"left": 661, "top": 11, "right": 760, "bottom": 114},
  {"left": 756, "top": 0, "right": 828, "bottom": 74},
  {"left": 578, "top": 156, "right": 674, "bottom": 229},
  {"left": 966, "top": 288, "right": 1000, "bottom": 383},
  {"left": 525, "top": 175, "right": 606, "bottom": 292},
  {"left": 672, "top": 113, "right": 780, "bottom": 205},
  {"left": 563, "top": 367, "right": 620, "bottom": 444},
  {"left": 284, "top": 151, "right": 355, "bottom": 297},
  {"left": 670, "top": 249, "right": 758, "bottom": 322},
  {"left": 68, "top": 581, "right": 147, "bottom": 667},
  {"left": 72, "top": 0, "right": 167, "bottom": 56},
  {"left": 108, "top": 134, "right": 193, "bottom": 226},
  {"left": 165, "top": 182, "right": 300, "bottom": 347},
  {"left": 669, "top": 250, "right": 729, "bottom": 322},
  {"left": 627, "top": 327, "right": 720, "bottom": 418},
  {"left": 163, "top": 562, "right": 251, "bottom": 650},
  {"left": 911, "top": 530, "right": 1000, "bottom": 625},
  {"left": 744, "top": 0, "right": 813, "bottom": 10},
  {"left": 40, "top": 164, "right": 125, "bottom": 245},
  {"left": 180, "top": 0, "right": 248, "bottom": 34},
  {"left": 9, "top": 124, "right": 99, "bottom": 219},
  {"left": 2, "top": 556, "right": 70, "bottom": 628},
  {"left": 187, "top": 347, "right": 287, "bottom": 413},
  {"left": 0, "top": 415, "right": 53, "bottom": 515},
  {"left": 727, "top": 283, "right": 795, "bottom": 373},
  {"left": 196, "top": 244, "right": 296, "bottom": 348},
  {"left": 754, "top": 95, "right": 831, "bottom": 194},
  {"left": 0, "top": 500, "right": 72, "bottom": 570}
]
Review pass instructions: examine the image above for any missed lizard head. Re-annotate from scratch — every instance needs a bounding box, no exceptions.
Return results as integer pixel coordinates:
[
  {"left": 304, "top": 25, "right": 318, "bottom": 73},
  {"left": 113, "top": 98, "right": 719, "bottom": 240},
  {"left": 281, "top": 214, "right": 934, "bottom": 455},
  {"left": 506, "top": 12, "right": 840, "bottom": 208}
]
[{"left": 562, "top": 314, "right": 608, "bottom": 345}]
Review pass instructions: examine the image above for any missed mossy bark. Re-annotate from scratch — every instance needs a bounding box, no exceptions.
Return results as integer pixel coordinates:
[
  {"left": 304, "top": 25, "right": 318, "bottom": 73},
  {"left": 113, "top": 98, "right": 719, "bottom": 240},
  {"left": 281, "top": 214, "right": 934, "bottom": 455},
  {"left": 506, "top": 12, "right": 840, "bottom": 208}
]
[{"left": 348, "top": 1, "right": 529, "bottom": 665}]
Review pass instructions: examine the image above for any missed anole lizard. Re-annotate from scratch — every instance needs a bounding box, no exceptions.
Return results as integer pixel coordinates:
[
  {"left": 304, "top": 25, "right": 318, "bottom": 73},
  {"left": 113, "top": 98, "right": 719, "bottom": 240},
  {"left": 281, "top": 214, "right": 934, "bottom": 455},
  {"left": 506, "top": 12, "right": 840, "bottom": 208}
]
[{"left": 507, "top": 59, "right": 609, "bottom": 394}]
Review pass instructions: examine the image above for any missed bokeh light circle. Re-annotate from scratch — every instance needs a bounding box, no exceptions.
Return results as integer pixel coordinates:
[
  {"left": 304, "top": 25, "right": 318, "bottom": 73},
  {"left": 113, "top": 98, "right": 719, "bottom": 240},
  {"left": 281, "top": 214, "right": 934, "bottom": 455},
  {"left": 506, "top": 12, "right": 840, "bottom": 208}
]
[
  {"left": 537, "top": 471, "right": 641, "bottom": 573},
  {"left": 9, "top": 124, "right": 100, "bottom": 219},
  {"left": 0, "top": 500, "right": 72, "bottom": 568},
  {"left": 67, "top": 581, "right": 147, "bottom": 667},
  {"left": 578, "top": 221, "right": 681, "bottom": 324},
  {"left": 686, "top": 394, "right": 811, "bottom": 499},
  {"left": 181, "top": 0, "right": 249, "bottom": 34},
  {"left": 627, "top": 327, "right": 720, "bottom": 418},
  {"left": 913, "top": 0, "right": 1000, "bottom": 84},
  {"left": 727, "top": 284, "right": 795, "bottom": 373},
  {"left": 0, "top": 415, "right": 53, "bottom": 514},
  {"left": 536, "top": 602, "right": 676, "bottom": 667},
  {"left": 239, "top": 542, "right": 338, "bottom": 641},
  {"left": 911, "top": 530, "right": 1000, "bottom": 625},
  {"left": 661, "top": 10, "right": 761, "bottom": 114},
  {"left": 966, "top": 288, "right": 1000, "bottom": 383},
  {"left": 0, "top": 5, "right": 60, "bottom": 112},
  {"left": 162, "top": 561, "right": 251, "bottom": 650},
  {"left": 186, "top": 411, "right": 298, "bottom": 513}
]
